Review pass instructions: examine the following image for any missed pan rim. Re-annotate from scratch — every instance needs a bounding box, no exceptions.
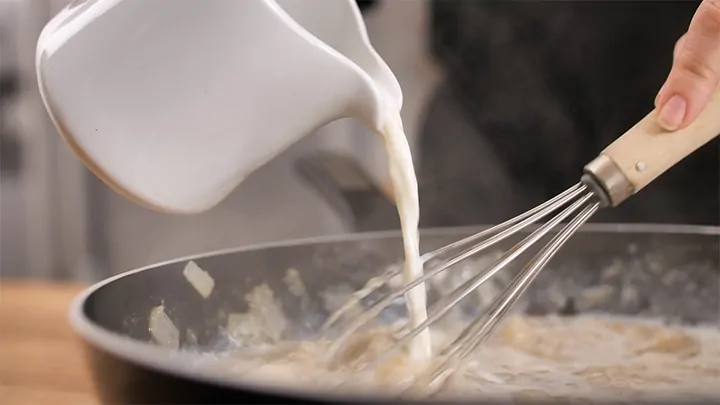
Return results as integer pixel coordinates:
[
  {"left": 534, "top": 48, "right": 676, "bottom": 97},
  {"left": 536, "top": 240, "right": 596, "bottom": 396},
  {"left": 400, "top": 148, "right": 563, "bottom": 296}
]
[{"left": 68, "top": 223, "right": 720, "bottom": 401}]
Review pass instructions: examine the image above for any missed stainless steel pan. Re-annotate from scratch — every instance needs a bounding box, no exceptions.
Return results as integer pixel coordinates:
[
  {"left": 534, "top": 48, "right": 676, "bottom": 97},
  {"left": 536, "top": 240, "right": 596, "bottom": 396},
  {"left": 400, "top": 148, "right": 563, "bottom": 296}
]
[{"left": 69, "top": 224, "right": 719, "bottom": 404}]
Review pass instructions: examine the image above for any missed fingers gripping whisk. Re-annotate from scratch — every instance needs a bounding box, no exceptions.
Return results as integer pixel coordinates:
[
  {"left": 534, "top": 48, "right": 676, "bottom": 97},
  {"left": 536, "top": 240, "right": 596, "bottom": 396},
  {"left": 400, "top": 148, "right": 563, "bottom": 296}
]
[{"left": 321, "top": 183, "right": 601, "bottom": 387}]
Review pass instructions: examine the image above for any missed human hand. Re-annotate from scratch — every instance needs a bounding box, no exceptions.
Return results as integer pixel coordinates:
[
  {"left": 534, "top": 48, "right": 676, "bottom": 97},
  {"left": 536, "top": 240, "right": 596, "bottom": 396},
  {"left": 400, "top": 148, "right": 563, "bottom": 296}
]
[{"left": 655, "top": 0, "right": 720, "bottom": 131}]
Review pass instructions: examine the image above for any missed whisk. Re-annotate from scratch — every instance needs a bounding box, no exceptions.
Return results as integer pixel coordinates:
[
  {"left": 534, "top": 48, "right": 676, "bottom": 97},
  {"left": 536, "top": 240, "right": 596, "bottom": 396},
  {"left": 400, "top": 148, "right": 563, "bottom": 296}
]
[{"left": 322, "top": 90, "right": 720, "bottom": 391}]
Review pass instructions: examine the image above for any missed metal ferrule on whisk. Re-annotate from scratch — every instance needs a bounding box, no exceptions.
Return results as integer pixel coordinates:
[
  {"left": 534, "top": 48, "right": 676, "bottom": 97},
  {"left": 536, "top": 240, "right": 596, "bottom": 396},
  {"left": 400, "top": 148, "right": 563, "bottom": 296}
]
[{"left": 582, "top": 154, "right": 636, "bottom": 208}]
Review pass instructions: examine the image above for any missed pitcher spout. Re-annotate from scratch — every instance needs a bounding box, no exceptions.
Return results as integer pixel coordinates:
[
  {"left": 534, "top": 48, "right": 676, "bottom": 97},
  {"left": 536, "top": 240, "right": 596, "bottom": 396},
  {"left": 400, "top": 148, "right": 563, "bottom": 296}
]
[{"left": 274, "top": 0, "right": 403, "bottom": 129}]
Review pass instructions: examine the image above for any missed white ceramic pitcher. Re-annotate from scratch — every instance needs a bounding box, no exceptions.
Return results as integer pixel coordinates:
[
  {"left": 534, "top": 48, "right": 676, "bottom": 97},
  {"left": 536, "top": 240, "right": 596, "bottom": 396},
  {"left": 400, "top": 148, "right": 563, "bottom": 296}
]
[{"left": 36, "top": 0, "right": 402, "bottom": 213}]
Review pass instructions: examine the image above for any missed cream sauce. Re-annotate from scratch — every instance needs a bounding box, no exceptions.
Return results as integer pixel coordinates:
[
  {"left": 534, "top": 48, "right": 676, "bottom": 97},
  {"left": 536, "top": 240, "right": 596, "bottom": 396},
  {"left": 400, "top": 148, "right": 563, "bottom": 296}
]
[
  {"left": 150, "top": 266, "right": 720, "bottom": 401},
  {"left": 204, "top": 311, "right": 720, "bottom": 401}
]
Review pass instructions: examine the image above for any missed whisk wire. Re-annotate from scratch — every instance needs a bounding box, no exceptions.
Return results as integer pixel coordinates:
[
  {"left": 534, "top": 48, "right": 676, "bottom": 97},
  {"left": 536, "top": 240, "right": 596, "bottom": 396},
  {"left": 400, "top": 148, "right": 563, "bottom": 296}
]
[
  {"left": 419, "top": 184, "right": 587, "bottom": 277},
  {"left": 422, "top": 183, "right": 584, "bottom": 263},
  {"left": 324, "top": 182, "right": 604, "bottom": 389},
  {"left": 325, "top": 184, "right": 586, "bottom": 350},
  {"left": 320, "top": 269, "right": 399, "bottom": 334},
  {"left": 456, "top": 202, "right": 600, "bottom": 360},
  {"left": 369, "top": 189, "right": 595, "bottom": 370},
  {"left": 414, "top": 198, "right": 600, "bottom": 390},
  {"left": 322, "top": 184, "right": 586, "bottom": 337}
]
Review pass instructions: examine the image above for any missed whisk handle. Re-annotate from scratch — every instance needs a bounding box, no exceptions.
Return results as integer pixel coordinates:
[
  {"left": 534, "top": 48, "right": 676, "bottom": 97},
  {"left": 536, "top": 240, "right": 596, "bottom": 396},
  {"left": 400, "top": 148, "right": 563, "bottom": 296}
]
[{"left": 585, "top": 88, "right": 720, "bottom": 206}]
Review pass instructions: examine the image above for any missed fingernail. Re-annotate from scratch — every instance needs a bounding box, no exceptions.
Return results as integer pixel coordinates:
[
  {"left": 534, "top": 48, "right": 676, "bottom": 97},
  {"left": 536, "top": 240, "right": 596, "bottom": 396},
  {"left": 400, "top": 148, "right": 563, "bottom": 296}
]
[{"left": 658, "top": 94, "right": 686, "bottom": 131}]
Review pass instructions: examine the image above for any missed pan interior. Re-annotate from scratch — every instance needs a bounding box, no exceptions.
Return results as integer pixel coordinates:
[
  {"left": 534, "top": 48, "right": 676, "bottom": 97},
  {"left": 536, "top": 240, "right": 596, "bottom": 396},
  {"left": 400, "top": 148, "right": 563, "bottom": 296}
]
[{"left": 81, "top": 227, "right": 720, "bottom": 399}]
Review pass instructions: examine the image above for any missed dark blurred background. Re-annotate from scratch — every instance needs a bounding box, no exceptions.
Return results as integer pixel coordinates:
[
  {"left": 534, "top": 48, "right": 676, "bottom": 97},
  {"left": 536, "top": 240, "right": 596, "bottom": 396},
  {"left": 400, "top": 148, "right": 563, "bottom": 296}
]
[
  {"left": 419, "top": 0, "right": 718, "bottom": 228},
  {"left": 1, "top": 0, "right": 717, "bottom": 282}
]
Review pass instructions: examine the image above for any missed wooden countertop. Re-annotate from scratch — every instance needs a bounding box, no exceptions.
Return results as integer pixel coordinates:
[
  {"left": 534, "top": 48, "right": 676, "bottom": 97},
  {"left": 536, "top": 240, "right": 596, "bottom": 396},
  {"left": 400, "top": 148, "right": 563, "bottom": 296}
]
[{"left": 0, "top": 281, "right": 99, "bottom": 404}]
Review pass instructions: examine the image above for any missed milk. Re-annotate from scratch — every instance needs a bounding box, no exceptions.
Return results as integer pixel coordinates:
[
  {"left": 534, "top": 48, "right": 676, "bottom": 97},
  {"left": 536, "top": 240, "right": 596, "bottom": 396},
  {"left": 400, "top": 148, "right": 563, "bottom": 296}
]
[{"left": 377, "top": 112, "right": 431, "bottom": 363}]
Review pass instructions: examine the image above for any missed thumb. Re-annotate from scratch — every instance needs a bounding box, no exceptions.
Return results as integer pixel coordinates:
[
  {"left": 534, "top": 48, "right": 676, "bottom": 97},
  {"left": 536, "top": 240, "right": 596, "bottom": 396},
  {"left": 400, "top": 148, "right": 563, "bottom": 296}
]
[{"left": 656, "top": 0, "right": 720, "bottom": 131}]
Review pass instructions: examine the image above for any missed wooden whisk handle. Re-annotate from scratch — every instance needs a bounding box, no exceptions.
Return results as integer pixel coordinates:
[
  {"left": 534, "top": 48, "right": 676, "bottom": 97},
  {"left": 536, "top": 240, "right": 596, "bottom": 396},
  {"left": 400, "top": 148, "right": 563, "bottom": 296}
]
[{"left": 585, "top": 88, "right": 720, "bottom": 207}]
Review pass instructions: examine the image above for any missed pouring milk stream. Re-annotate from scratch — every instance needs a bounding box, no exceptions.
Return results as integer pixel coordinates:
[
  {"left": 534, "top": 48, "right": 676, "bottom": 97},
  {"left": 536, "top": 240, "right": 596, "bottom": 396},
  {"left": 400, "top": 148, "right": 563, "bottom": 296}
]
[{"left": 36, "top": 0, "right": 432, "bottom": 362}]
